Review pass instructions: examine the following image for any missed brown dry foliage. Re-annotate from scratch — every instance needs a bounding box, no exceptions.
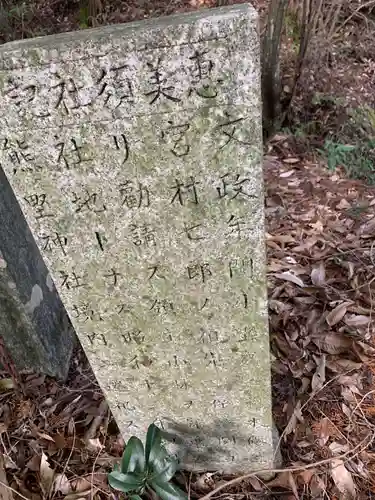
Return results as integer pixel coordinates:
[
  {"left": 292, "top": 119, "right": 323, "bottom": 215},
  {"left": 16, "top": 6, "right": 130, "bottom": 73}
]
[{"left": 265, "top": 140, "right": 375, "bottom": 499}]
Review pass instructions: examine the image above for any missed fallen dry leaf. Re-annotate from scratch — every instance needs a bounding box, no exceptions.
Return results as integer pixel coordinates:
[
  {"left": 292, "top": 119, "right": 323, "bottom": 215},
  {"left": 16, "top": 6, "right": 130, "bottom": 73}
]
[
  {"left": 283, "top": 157, "right": 300, "bottom": 164},
  {"left": 54, "top": 473, "right": 71, "bottom": 494},
  {"left": 311, "top": 262, "right": 326, "bottom": 286},
  {"left": 336, "top": 199, "right": 351, "bottom": 209},
  {"left": 280, "top": 169, "right": 296, "bottom": 177},
  {"left": 297, "top": 469, "right": 314, "bottom": 486},
  {"left": 36, "top": 431, "right": 55, "bottom": 442},
  {"left": 65, "top": 492, "right": 92, "bottom": 500},
  {"left": 26, "top": 455, "right": 40, "bottom": 472},
  {"left": 247, "top": 476, "right": 263, "bottom": 491},
  {"left": 0, "top": 453, "right": 13, "bottom": 500},
  {"left": 274, "top": 272, "right": 305, "bottom": 287},
  {"left": 313, "top": 417, "right": 331, "bottom": 446},
  {"left": 284, "top": 400, "right": 304, "bottom": 439},
  {"left": 85, "top": 437, "right": 103, "bottom": 452},
  {"left": 326, "top": 302, "right": 353, "bottom": 326},
  {"left": 40, "top": 452, "right": 54, "bottom": 495},
  {"left": 326, "top": 358, "right": 362, "bottom": 372},
  {"left": 329, "top": 442, "right": 350, "bottom": 455},
  {"left": 344, "top": 314, "right": 370, "bottom": 327},
  {"left": 70, "top": 477, "right": 91, "bottom": 492},
  {"left": 310, "top": 474, "right": 327, "bottom": 497},
  {"left": 341, "top": 386, "right": 359, "bottom": 404},
  {"left": 312, "top": 333, "right": 352, "bottom": 354},
  {"left": 311, "top": 355, "right": 326, "bottom": 393},
  {"left": 331, "top": 459, "right": 356, "bottom": 499},
  {"left": 292, "top": 237, "right": 318, "bottom": 252},
  {"left": 193, "top": 473, "right": 215, "bottom": 491},
  {"left": 268, "top": 471, "right": 300, "bottom": 498}
]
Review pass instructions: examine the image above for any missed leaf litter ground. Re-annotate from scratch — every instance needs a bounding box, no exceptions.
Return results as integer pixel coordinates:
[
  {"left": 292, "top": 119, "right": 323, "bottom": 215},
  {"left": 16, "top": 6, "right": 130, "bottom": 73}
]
[{"left": 1, "top": 0, "right": 375, "bottom": 499}]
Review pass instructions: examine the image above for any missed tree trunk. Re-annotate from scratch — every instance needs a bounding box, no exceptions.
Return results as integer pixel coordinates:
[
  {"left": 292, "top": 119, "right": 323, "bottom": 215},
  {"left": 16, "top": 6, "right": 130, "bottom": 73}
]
[{"left": 261, "top": 0, "right": 289, "bottom": 137}]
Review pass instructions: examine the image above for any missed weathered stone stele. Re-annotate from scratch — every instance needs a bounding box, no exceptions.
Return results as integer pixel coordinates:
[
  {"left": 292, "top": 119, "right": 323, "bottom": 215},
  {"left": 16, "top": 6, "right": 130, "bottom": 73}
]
[
  {"left": 0, "top": 167, "right": 75, "bottom": 379},
  {"left": 0, "top": 4, "right": 275, "bottom": 472}
]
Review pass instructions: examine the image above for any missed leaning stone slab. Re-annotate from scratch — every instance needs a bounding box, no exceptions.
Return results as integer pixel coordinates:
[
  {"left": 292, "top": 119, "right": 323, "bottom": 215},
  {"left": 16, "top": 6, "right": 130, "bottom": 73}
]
[
  {"left": 0, "top": 167, "right": 74, "bottom": 379},
  {"left": 0, "top": 4, "right": 275, "bottom": 472}
]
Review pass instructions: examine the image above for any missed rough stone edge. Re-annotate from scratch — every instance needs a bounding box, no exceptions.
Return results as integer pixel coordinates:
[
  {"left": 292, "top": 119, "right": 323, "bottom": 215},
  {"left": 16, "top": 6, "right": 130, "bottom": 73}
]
[
  {"left": 0, "top": 268, "right": 74, "bottom": 379},
  {"left": 0, "top": 4, "right": 257, "bottom": 52},
  {"left": 0, "top": 167, "right": 75, "bottom": 380}
]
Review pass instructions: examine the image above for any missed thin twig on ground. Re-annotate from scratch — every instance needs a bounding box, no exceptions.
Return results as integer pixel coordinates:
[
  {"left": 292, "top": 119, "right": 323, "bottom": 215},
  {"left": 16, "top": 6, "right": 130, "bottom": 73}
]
[
  {"left": 339, "top": 0, "right": 375, "bottom": 29},
  {"left": 199, "top": 432, "right": 375, "bottom": 500}
]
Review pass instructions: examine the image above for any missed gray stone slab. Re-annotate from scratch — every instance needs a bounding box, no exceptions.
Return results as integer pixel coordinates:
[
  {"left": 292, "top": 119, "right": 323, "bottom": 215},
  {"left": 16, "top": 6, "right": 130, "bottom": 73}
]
[
  {"left": 0, "top": 4, "right": 275, "bottom": 472},
  {"left": 0, "top": 167, "right": 75, "bottom": 380}
]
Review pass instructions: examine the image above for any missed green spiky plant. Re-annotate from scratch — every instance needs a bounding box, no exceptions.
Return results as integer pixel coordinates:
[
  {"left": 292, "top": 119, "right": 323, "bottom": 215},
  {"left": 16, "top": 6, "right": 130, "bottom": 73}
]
[{"left": 108, "top": 424, "right": 187, "bottom": 500}]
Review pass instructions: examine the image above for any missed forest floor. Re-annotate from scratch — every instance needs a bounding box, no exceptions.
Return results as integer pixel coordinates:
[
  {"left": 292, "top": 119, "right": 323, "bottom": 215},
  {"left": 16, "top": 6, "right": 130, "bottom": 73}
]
[{"left": 1, "top": 0, "right": 375, "bottom": 498}]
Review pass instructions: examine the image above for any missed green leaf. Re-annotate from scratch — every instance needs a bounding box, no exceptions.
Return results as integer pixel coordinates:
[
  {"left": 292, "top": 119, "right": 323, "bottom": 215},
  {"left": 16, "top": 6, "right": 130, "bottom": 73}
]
[
  {"left": 108, "top": 471, "right": 144, "bottom": 493},
  {"left": 148, "top": 443, "right": 168, "bottom": 470},
  {"left": 153, "top": 460, "right": 178, "bottom": 483},
  {"left": 145, "top": 423, "right": 162, "bottom": 465},
  {"left": 338, "top": 144, "right": 356, "bottom": 152},
  {"left": 129, "top": 495, "right": 143, "bottom": 500},
  {"left": 150, "top": 479, "right": 188, "bottom": 500},
  {"left": 121, "top": 436, "right": 145, "bottom": 474},
  {"left": 149, "top": 446, "right": 178, "bottom": 482}
]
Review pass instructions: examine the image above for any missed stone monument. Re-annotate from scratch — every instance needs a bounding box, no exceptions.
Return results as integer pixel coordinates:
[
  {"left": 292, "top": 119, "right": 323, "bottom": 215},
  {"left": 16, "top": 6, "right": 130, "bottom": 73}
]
[
  {"left": 0, "top": 4, "right": 275, "bottom": 472},
  {"left": 0, "top": 167, "right": 74, "bottom": 380}
]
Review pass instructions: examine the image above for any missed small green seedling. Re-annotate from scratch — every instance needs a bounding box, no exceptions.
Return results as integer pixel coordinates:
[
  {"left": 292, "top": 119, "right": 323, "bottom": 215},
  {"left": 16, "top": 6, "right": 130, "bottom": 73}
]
[{"left": 108, "top": 423, "right": 187, "bottom": 500}]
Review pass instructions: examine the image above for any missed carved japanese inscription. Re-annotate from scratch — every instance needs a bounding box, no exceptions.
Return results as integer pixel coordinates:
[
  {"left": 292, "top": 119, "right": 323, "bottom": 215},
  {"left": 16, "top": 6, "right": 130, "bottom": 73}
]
[{"left": 0, "top": 5, "right": 275, "bottom": 473}]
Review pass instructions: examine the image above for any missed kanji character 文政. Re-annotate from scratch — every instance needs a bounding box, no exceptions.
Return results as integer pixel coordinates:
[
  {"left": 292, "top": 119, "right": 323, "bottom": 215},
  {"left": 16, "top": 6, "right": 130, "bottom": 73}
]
[
  {"left": 217, "top": 112, "right": 252, "bottom": 150},
  {"left": 216, "top": 173, "right": 255, "bottom": 200}
]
